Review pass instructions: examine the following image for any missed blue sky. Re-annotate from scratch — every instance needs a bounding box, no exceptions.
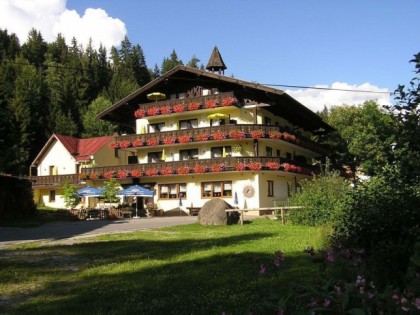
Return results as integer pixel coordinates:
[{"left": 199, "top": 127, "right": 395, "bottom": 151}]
[{"left": 1, "top": 0, "right": 419, "bottom": 111}]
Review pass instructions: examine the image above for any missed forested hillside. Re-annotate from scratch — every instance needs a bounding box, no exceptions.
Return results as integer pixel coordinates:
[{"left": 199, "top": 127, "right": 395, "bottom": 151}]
[{"left": 0, "top": 28, "right": 196, "bottom": 175}]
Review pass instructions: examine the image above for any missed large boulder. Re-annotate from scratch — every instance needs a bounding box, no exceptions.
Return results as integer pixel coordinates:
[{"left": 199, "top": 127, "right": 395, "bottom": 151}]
[{"left": 198, "top": 198, "right": 239, "bottom": 225}]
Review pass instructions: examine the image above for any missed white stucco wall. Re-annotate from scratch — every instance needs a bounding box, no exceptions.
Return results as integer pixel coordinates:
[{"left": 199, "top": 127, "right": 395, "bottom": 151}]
[{"left": 38, "top": 140, "right": 76, "bottom": 175}]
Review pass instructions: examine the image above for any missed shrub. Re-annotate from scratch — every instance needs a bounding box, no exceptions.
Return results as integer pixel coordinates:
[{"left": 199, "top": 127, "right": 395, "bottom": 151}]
[
  {"left": 289, "top": 171, "right": 350, "bottom": 226},
  {"left": 331, "top": 166, "right": 420, "bottom": 287}
]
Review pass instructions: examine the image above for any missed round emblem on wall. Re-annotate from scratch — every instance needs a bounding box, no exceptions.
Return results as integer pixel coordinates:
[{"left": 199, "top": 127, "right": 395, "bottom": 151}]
[{"left": 243, "top": 185, "right": 255, "bottom": 198}]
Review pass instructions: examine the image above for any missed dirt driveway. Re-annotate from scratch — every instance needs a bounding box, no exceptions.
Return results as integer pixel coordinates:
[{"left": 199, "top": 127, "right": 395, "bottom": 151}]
[{"left": 0, "top": 216, "right": 197, "bottom": 247}]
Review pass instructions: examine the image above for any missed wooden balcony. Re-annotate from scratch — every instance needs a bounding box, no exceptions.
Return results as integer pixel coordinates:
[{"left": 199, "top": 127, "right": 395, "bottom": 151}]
[
  {"left": 29, "top": 174, "right": 81, "bottom": 188},
  {"left": 114, "top": 124, "right": 329, "bottom": 155},
  {"left": 30, "top": 157, "right": 318, "bottom": 188},
  {"left": 138, "top": 91, "right": 237, "bottom": 113}
]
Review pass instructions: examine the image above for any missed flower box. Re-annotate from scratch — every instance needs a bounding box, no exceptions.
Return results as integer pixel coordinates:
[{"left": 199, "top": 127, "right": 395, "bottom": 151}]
[
  {"left": 160, "top": 105, "right": 172, "bottom": 115},
  {"left": 132, "top": 138, "right": 144, "bottom": 147},
  {"left": 221, "top": 96, "right": 237, "bottom": 106},
  {"left": 146, "top": 138, "right": 160, "bottom": 146},
  {"left": 118, "top": 140, "right": 130, "bottom": 149},
  {"left": 79, "top": 172, "right": 88, "bottom": 180},
  {"left": 265, "top": 162, "right": 280, "bottom": 170},
  {"left": 89, "top": 172, "right": 100, "bottom": 180},
  {"left": 205, "top": 99, "right": 217, "bottom": 109},
  {"left": 173, "top": 104, "right": 186, "bottom": 113},
  {"left": 283, "top": 132, "right": 297, "bottom": 143},
  {"left": 193, "top": 164, "right": 207, "bottom": 173},
  {"left": 117, "top": 170, "right": 128, "bottom": 179},
  {"left": 234, "top": 162, "right": 246, "bottom": 171},
  {"left": 145, "top": 169, "right": 158, "bottom": 176},
  {"left": 130, "top": 169, "right": 142, "bottom": 177},
  {"left": 109, "top": 141, "right": 119, "bottom": 149},
  {"left": 104, "top": 171, "right": 114, "bottom": 179},
  {"left": 269, "top": 130, "right": 282, "bottom": 140},
  {"left": 247, "top": 162, "right": 263, "bottom": 170},
  {"left": 195, "top": 133, "right": 209, "bottom": 141},
  {"left": 177, "top": 166, "right": 190, "bottom": 175},
  {"left": 134, "top": 109, "right": 145, "bottom": 118},
  {"left": 250, "top": 129, "right": 265, "bottom": 139},
  {"left": 210, "top": 164, "right": 224, "bottom": 173},
  {"left": 146, "top": 107, "right": 160, "bottom": 116},
  {"left": 160, "top": 167, "right": 174, "bottom": 175},
  {"left": 187, "top": 102, "right": 200, "bottom": 111},
  {"left": 163, "top": 136, "right": 176, "bottom": 145},
  {"left": 212, "top": 131, "right": 226, "bottom": 141},
  {"left": 178, "top": 135, "right": 192, "bottom": 144},
  {"left": 228, "top": 129, "right": 245, "bottom": 140}
]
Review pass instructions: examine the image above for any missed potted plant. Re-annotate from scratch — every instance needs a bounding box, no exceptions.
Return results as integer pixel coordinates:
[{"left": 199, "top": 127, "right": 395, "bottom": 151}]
[
  {"left": 103, "top": 171, "right": 115, "bottom": 179},
  {"left": 265, "top": 161, "right": 280, "bottom": 170},
  {"left": 229, "top": 129, "right": 245, "bottom": 140},
  {"left": 187, "top": 102, "right": 200, "bottom": 111},
  {"left": 247, "top": 162, "right": 263, "bottom": 170},
  {"left": 118, "top": 140, "right": 130, "bottom": 149},
  {"left": 160, "top": 167, "right": 174, "bottom": 175},
  {"left": 250, "top": 129, "right": 265, "bottom": 139},
  {"left": 146, "top": 107, "right": 160, "bottom": 116},
  {"left": 234, "top": 162, "right": 246, "bottom": 171},
  {"left": 205, "top": 99, "right": 217, "bottom": 109},
  {"left": 210, "top": 163, "right": 224, "bottom": 173},
  {"left": 134, "top": 109, "right": 145, "bottom": 118},
  {"left": 178, "top": 135, "right": 192, "bottom": 144},
  {"left": 145, "top": 169, "right": 158, "bottom": 176},
  {"left": 146, "top": 138, "right": 160, "bottom": 146},
  {"left": 130, "top": 169, "right": 142, "bottom": 177},
  {"left": 212, "top": 131, "right": 226, "bottom": 141},
  {"left": 117, "top": 170, "right": 128, "bottom": 179},
  {"left": 89, "top": 171, "right": 100, "bottom": 180},
  {"left": 132, "top": 138, "right": 144, "bottom": 147},
  {"left": 195, "top": 133, "right": 209, "bottom": 141},
  {"left": 177, "top": 166, "right": 190, "bottom": 175},
  {"left": 160, "top": 105, "right": 172, "bottom": 115},
  {"left": 193, "top": 164, "right": 207, "bottom": 173},
  {"left": 173, "top": 104, "right": 186, "bottom": 113},
  {"left": 269, "top": 130, "right": 282, "bottom": 140},
  {"left": 163, "top": 136, "right": 176, "bottom": 145},
  {"left": 221, "top": 96, "right": 238, "bottom": 106}
]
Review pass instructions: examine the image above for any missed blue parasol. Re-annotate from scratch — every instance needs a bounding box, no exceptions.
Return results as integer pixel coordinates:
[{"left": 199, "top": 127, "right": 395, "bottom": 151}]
[{"left": 118, "top": 185, "right": 154, "bottom": 218}]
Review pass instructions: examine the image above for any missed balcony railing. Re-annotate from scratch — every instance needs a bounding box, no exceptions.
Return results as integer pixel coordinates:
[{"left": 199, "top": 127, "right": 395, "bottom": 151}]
[
  {"left": 30, "top": 157, "right": 318, "bottom": 187},
  {"left": 29, "top": 174, "right": 80, "bottom": 187},
  {"left": 137, "top": 91, "right": 237, "bottom": 114},
  {"left": 113, "top": 124, "right": 329, "bottom": 155}
]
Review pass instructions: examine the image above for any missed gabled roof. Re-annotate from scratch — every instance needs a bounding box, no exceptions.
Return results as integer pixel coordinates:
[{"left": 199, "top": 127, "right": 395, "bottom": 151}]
[
  {"left": 97, "top": 65, "right": 334, "bottom": 133},
  {"left": 31, "top": 134, "right": 114, "bottom": 166}
]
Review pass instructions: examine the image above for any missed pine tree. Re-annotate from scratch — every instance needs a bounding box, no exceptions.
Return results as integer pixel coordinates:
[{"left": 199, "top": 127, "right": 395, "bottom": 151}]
[{"left": 161, "top": 49, "right": 183, "bottom": 74}]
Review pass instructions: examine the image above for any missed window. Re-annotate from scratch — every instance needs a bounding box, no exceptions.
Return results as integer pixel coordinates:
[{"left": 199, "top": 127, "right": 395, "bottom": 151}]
[
  {"left": 148, "top": 151, "right": 162, "bottom": 163},
  {"left": 201, "top": 181, "right": 232, "bottom": 198},
  {"left": 180, "top": 148, "right": 199, "bottom": 160},
  {"left": 276, "top": 149, "right": 280, "bottom": 157},
  {"left": 114, "top": 148, "right": 119, "bottom": 158},
  {"left": 159, "top": 183, "right": 186, "bottom": 199},
  {"left": 179, "top": 119, "right": 198, "bottom": 130},
  {"left": 49, "top": 165, "right": 54, "bottom": 175},
  {"left": 210, "top": 118, "right": 226, "bottom": 126},
  {"left": 267, "top": 180, "right": 274, "bottom": 197},
  {"left": 211, "top": 146, "right": 231, "bottom": 158},
  {"left": 128, "top": 156, "right": 138, "bottom": 164},
  {"left": 49, "top": 190, "right": 56, "bottom": 202},
  {"left": 286, "top": 152, "right": 292, "bottom": 160},
  {"left": 149, "top": 122, "right": 165, "bottom": 133},
  {"left": 264, "top": 117, "right": 272, "bottom": 125},
  {"left": 266, "top": 146, "right": 273, "bottom": 157}
]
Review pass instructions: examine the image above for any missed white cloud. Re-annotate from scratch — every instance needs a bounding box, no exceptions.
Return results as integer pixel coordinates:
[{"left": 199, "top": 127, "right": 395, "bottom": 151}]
[
  {"left": 286, "top": 82, "right": 392, "bottom": 113},
  {"left": 0, "top": 0, "right": 126, "bottom": 51}
]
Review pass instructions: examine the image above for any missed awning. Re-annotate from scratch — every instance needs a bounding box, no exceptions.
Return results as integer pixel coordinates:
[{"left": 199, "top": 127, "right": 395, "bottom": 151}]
[{"left": 207, "top": 113, "right": 229, "bottom": 120}]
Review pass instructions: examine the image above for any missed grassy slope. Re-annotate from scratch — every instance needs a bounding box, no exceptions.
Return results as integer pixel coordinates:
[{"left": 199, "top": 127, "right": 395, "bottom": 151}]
[{"left": 0, "top": 219, "right": 326, "bottom": 315}]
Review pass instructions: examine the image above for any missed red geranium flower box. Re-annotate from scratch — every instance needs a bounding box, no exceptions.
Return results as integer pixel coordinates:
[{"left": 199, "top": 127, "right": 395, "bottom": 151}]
[
  {"left": 228, "top": 129, "right": 245, "bottom": 140},
  {"left": 265, "top": 162, "right": 280, "bottom": 170},
  {"left": 134, "top": 109, "right": 145, "bottom": 118},
  {"left": 221, "top": 96, "right": 237, "bottom": 106},
  {"left": 204, "top": 99, "right": 217, "bottom": 109},
  {"left": 130, "top": 169, "right": 142, "bottom": 178},
  {"left": 147, "top": 107, "right": 160, "bottom": 116},
  {"left": 117, "top": 170, "right": 128, "bottom": 179},
  {"left": 163, "top": 136, "right": 176, "bottom": 145},
  {"left": 89, "top": 172, "right": 100, "bottom": 179},
  {"left": 104, "top": 171, "right": 114, "bottom": 179},
  {"left": 118, "top": 140, "right": 130, "bottom": 149},
  {"left": 145, "top": 169, "right": 158, "bottom": 176},
  {"left": 250, "top": 129, "right": 265, "bottom": 139},
  {"left": 247, "top": 162, "right": 263, "bottom": 170},
  {"left": 269, "top": 130, "right": 282, "bottom": 140},
  {"left": 173, "top": 104, "right": 186, "bottom": 113},
  {"left": 178, "top": 135, "right": 192, "bottom": 144},
  {"left": 146, "top": 138, "right": 160, "bottom": 146},
  {"left": 160, "top": 167, "right": 174, "bottom": 175},
  {"left": 210, "top": 164, "right": 224, "bottom": 173},
  {"left": 177, "top": 166, "right": 190, "bottom": 175},
  {"left": 187, "top": 102, "right": 200, "bottom": 111},
  {"left": 234, "top": 163, "right": 246, "bottom": 171},
  {"left": 193, "top": 164, "right": 207, "bottom": 173},
  {"left": 195, "top": 133, "right": 209, "bottom": 141},
  {"left": 132, "top": 138, "right": 144, "bottom": 147},
  {"left": 212, "top": 131, "right": 226, "bottom": 141},
  {"left": 160, "top": 105, "right": 172, "bottom": 115}
]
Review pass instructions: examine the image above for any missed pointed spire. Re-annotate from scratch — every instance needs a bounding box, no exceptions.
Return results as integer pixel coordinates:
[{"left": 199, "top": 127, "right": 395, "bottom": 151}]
[{"left": 206, "top": 46, "right": 227, "bottom": 74}]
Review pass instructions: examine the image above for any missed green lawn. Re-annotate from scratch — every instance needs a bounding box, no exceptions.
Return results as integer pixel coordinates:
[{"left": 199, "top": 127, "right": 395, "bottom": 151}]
[{"left": 0, "top": 219, "right": 327, "bottom": 314}]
